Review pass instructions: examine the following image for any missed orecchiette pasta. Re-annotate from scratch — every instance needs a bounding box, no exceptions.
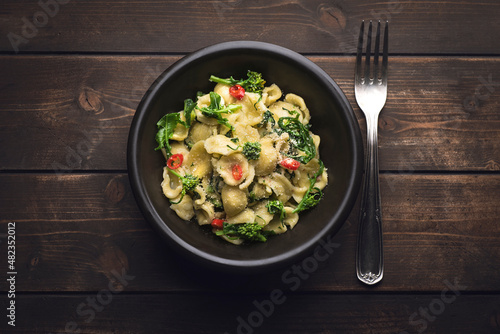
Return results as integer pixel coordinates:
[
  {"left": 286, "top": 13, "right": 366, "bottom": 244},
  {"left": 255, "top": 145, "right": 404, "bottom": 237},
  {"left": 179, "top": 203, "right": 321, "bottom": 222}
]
[
  {"left": 204, "top": 135, "right": 241, "bottom": 156},
  {"left": 284, "top": 93, "right": 311, "bottom": 124},
  {"left": 184, "top": 141, "right": 212, "bottom": 178},
  {"left": 252, "top": 201, "right": 274, "bottom": 226},
  {"left": 161, "top": 167, "right": 182, "bottom": 199},
  {"left": 214, "top": 153, "right": 251, "bottom": 187},
  {"left": 155, "top": 71, "right": 328, "bottom": 244},
  {"left": 226, "top": 208, "right": 255, "bottom": 225},
  {"left": 254, "top": 137, "right": 279, "bottom": 176},
  {"left": 221, "top": 185, "right": 248, "bottom": 217},
  {"left": 188, "top": 122, "right": 217, "bottom": 144},
  {"left": 170, "top": 195, "right": 195, "bottom": 221},
  {"left": 262, "top": 84, "right": 282, "bottom": 105}
]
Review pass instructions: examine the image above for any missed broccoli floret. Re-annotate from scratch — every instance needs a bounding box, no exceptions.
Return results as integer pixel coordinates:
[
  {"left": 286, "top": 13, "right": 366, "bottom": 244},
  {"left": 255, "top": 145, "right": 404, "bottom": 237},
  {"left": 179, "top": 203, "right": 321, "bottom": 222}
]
[
  {"left": 209, "top": 71, "right": 266, "bottom": 94},
  {"left": 168, "top": 169, "right": 200, "bottom": 204},
  {"left": 266, "top": 200, "right": 286, "bottom": 221},
  {"left": 215, "top": 222, "right": 273, "bottom": 242},
  {"left": 237, "top": 223, "right": 267, "bottom": 242},
  {"left": 242, "top": 141, "right": 261, "bottom": 160},
  {"left": 180, "top": 174, "right": 199, "bottom": 192}
]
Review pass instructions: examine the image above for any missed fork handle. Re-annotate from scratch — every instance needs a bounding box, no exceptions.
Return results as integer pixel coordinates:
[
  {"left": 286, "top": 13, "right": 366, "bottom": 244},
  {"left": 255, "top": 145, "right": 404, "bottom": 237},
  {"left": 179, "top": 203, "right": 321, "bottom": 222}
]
[{"left": 356, "top": 113, "right": 384, "bottom": 285}]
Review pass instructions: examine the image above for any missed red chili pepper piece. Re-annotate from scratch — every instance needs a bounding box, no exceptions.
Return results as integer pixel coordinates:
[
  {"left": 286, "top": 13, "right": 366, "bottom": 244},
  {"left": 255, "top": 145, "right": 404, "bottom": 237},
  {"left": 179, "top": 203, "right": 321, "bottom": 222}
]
[
  {"left": 232, "top": 164, "right": 243, "bottom": 180},
  {"left": 211, "top": 219, "right": 225, "bottom": 229},
  {"left": 167, "top": 153, "right": 184, "bottom": 169},
  {"left": 229, "top": 84, "right": 245, "bottom": 100},
  {"left": 279, "top": 158, "right": 300, "bottom": 171}
]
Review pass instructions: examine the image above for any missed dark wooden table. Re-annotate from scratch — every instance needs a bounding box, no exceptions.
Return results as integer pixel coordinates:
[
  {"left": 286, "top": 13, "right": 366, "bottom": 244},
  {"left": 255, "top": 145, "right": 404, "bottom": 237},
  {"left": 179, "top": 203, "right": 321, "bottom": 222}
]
[{"left": 1, "top": 1, "right": 500, "bottom": 333}]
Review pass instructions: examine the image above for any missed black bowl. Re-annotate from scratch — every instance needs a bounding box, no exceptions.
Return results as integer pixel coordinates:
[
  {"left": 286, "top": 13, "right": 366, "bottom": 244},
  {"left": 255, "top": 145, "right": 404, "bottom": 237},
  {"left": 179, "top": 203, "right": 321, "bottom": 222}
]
[{"left": 127, "top": 41, "right": 363, "bottom": 274}]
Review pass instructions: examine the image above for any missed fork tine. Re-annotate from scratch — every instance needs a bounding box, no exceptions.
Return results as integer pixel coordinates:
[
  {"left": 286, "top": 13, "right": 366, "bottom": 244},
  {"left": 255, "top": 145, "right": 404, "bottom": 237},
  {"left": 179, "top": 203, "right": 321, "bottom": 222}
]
[
  {"left": 355, "top": 20, "right": 365, "bottom": 83},
  {"left": 373, "top": 20, "right": 381, "bottom": 77},
  {"left": 382, "top": 21, "right": 389, "bottom": 83},
  {"left": 364, "top": 21, "right": 373, "bottom": 81}
]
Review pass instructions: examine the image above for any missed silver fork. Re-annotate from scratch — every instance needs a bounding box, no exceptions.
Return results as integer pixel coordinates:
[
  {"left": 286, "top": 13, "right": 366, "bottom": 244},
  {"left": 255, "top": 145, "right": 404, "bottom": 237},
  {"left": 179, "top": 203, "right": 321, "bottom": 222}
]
[{"left": 355, "top": 20, "right": 388, "bottom": 285}]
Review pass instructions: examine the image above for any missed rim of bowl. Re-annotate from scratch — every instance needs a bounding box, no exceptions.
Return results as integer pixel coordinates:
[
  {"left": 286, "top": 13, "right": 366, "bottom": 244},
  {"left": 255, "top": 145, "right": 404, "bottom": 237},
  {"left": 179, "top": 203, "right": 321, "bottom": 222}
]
[{"left": 127, "top": 41, "right": 363, "bottom": 273}]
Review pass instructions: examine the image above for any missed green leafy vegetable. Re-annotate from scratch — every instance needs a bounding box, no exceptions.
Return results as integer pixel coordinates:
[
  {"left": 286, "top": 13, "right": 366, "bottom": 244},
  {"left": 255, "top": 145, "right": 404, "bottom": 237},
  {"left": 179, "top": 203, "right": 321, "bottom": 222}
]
[
  {"left": 248, "top": 191, "right": 257, "bottom": 203},
  {"left": 242, "top": 142, "right": 261, "bottom": 160},
  {"left": 215, "top": 222, "right": 274, "bottom": 242},
  {"left": 207, "top": 195, "right": 223, "bottom": 211},
  {"left": 259, "top": 110, "right": 276, "bottom": 128},
  {"left": 278, "top": 116, "right": 316, "bottom": 164},
  {"left": 293, "top": 160, "right": 325, "bottom": 213},
  {"left": 183, "top": 98, "right": 196, "bottom": 127},
  {"left": 266, "top": 200, "right": 286, "bottom": 221},
  {"left": 168, "top": 168, "right": 200, "bottom": 204},
  {"left": 226, "top": 138, "right": 241, "bottom": 151},
  {"left": 206, "top": 177, "right": 223, "bottom": 210},
  {"left": 198, "top": 92, "right": 241, "bottom": 130},
  {"left": 208, "top": 175, "right": 223, "bottom": 194},
  {"left": 296, "top": 190, "right": 323, "bottom": 213},
  {"left": 209, "top": 71, "right": 266, "bottom": 94},
  {"left": 155, "top": 113, "right": 187, "bottom": 155},
  {"left": 282, "top": 107, "right": 299, "bottom": 118}
]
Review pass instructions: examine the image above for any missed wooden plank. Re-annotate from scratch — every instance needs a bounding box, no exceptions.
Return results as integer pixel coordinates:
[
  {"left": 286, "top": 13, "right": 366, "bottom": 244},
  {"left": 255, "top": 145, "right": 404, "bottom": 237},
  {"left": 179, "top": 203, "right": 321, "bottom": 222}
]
[
  {"left": 0, "top": 173, "right": 499, "bottom": 292},
  {"left": 0, "top": 55, "right": 170, "bottom": 172},
  {"left": 1, "top": 0, "right": 500, "bottom": 54},
  {"left": 318, "top": 57, "right": 500, "bottom": 171},
  {"left": 1, "top": 55, "right": 500, "bottom": 171},
  {"left": 1, "top": 293, "right": 499, "bottom": 333}
]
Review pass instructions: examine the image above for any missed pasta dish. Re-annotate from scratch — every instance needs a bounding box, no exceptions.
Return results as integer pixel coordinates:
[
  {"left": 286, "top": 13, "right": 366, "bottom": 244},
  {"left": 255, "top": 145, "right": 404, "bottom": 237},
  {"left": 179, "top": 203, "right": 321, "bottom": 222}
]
[{"left": 155, "top": 71, "right": 327, "bottom": 244}]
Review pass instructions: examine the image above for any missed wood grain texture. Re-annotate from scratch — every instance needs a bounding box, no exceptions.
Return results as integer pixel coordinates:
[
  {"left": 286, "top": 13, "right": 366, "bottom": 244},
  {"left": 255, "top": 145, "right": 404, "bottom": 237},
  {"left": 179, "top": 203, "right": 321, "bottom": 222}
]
[
  {"left": 1, "top": 293, "right": 499, "bottom": 333},
  {"left": 1, "top": 0, "right": 500, "bottom": 54},
  {"left": 1, "top": 173, "right": 499, "bottom": 293},
  {"left": 1, "top": 55, "right": 500, "bottom": 171},
  {"left": 2, "top": 1, "right": 499, "bottom": 332}
]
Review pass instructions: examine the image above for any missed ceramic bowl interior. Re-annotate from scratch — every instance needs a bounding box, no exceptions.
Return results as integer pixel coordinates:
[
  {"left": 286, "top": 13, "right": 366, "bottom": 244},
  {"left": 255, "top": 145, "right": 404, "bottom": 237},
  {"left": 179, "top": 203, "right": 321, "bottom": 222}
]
[{"left": 127, "top": 41, "right": 363, "bottom": 273}]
